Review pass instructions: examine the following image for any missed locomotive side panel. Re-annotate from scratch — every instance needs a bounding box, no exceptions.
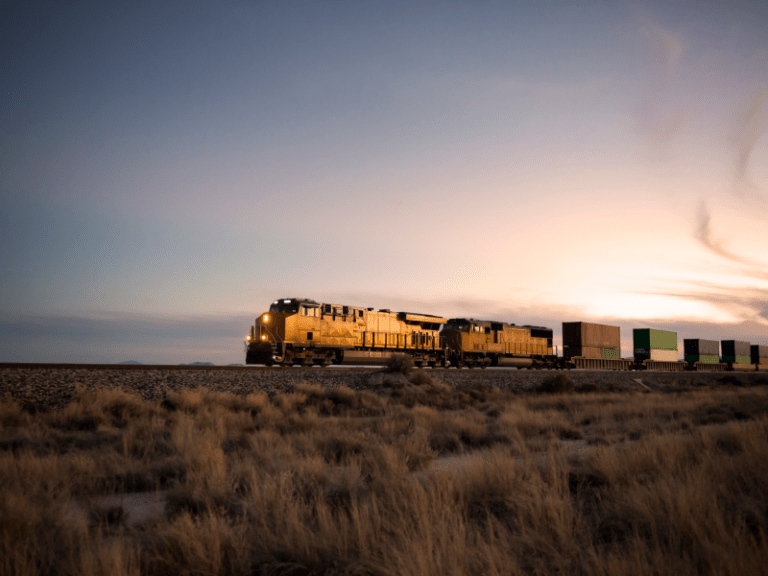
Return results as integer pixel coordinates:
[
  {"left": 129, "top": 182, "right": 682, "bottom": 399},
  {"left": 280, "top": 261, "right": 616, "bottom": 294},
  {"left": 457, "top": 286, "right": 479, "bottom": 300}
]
[
  {"left": 360, "top": 310, "right": 416, "bottom": 348},
  {"left": 502, "top": 327, "right": 549, "bottom": 355},
  {"left": 253, "top": 300, "right": 446, "bottom": 365}
]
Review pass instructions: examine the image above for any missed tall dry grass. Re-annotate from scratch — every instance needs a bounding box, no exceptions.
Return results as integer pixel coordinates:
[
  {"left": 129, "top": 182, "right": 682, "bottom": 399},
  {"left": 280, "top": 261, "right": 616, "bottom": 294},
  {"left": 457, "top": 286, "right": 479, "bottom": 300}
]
[{"left": 2, "top": 380, "right": 768, "bottom": 575}]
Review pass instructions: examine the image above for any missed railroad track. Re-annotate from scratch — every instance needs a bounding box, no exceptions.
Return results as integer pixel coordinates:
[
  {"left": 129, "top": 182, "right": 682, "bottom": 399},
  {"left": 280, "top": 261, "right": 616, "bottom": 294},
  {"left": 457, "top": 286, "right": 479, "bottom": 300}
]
[
  {"left": 0, "top": 362, "right": 760, "bottom": 374},
  {"left": 0, "top": 363, "right": 577, "bottom": 373},
  {"left": 0, "top": 363, "right": 380, "bottom": 372},
  {"left": 0, "top": 363, "right": 666, "bottom": 375}
]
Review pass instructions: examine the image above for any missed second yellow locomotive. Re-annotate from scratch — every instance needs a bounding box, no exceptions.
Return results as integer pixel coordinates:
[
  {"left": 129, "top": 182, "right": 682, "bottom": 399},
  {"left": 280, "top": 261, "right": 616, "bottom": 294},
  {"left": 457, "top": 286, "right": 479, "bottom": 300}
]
[{"left": 442, "top": 318, "right": 555, "bottom": 368}]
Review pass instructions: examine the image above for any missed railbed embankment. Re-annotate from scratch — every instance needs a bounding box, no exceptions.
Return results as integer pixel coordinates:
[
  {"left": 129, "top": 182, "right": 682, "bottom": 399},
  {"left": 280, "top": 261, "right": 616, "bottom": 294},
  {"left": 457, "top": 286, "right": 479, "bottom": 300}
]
[{"left": 1, "top": 365, "right": 766, "bottom": 411}]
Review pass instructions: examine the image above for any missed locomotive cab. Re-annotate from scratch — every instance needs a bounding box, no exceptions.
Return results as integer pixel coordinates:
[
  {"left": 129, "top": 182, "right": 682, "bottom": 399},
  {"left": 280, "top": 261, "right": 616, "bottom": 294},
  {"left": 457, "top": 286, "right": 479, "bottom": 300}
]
[{"left": 246, "top": 298, "right": 320, "bottom": 365}]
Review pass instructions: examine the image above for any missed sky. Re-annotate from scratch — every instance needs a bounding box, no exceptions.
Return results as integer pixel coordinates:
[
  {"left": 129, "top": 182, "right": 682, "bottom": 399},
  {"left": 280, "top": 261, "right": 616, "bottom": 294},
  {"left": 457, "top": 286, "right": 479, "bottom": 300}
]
[{"left": 1, "top": 0, "right": 767, "bottom": 364}]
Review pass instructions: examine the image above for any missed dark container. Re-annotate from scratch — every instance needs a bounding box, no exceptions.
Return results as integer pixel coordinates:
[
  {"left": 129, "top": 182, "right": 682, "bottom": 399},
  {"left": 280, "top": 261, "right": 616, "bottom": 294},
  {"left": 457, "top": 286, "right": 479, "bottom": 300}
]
[
  {"left": 684, "top": 339, "right": 719, "bottom": 356},
  {"left": 562, "top": 322, "right": 620, "bottom": 349},
  {"left": 722, "top": 340, "right": 751, "bottom": 362},
  {"left": 634, "top": 329, "right": 677, "bottom": 357},
  {"left": 752, "top": 345, "right": 768, "bottom": 364}
]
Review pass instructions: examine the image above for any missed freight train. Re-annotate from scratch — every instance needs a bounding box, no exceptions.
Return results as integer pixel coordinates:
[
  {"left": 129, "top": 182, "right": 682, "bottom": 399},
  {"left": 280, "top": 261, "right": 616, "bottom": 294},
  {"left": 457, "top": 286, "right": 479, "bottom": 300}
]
[{"left": 244, "top": 297, "right": 768, "bottom": 372}]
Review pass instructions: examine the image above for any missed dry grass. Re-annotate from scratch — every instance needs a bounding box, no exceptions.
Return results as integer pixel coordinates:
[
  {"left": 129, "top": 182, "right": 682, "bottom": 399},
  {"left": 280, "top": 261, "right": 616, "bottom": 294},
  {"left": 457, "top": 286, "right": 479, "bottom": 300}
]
[{"left": 2, "top": 380, "right": 768, "bottom": 575}]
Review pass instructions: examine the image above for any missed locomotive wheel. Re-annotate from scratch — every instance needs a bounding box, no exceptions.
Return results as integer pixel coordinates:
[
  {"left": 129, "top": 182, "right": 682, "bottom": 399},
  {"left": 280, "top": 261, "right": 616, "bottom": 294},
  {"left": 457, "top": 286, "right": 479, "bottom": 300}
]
[{"left": 279, "top": 352, "right": 294, "bottom": 368}]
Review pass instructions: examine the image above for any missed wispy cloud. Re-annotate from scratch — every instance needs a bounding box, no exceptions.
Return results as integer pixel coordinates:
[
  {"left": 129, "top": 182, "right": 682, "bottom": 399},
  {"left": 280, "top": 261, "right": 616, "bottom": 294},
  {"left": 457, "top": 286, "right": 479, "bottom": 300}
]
[
  {"left": 635, "top": 23, "right": 689, "bottom": 152},
  {"left": 733, "top": 83, "right": 768, "bottom": 202},
  {"left": 632, "top": 279, "right": 768, "bottom": 329},
  {"left": 694, "top": 201, "right": 754, "bottom": 265},
  {"left": 647, "top": 24, "right": 683, "bottom": 79},
  {"left": 693, "top": 201, "right": 768, "bottom": 283}
]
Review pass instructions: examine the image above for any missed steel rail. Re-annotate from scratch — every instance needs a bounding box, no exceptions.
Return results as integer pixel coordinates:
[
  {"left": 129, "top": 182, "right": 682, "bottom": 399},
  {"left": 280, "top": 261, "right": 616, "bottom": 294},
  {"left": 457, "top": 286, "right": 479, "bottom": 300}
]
[
  {"left": 0, "top": 363, "right": 377, "bottom": 372},
  {"left": 1, "top": 362, "right": 761, "bottom": 373}
]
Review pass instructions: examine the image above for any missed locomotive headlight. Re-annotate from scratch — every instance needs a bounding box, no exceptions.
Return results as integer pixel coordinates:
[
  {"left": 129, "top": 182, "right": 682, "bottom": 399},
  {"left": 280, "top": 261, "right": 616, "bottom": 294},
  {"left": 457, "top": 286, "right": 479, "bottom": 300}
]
[
  {"left": 246, "top": 335, "right": 251, "bottom": 341},
  {"left": 261, "top": 335, "right": 266, "bottom": 340},
  {"left": 263, "top": 314, "right": 269, "bottom": 323}
]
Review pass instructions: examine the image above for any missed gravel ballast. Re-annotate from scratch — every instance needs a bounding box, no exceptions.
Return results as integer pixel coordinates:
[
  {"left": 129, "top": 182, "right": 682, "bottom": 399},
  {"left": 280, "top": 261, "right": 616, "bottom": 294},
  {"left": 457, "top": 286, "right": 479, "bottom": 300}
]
[{"left": 1, "top": 366, "right": 766, "bottom": 411}]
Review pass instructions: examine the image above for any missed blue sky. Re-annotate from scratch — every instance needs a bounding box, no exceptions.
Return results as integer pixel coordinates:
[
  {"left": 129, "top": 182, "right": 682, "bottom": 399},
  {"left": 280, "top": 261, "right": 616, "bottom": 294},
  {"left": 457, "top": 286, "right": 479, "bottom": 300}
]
[{"left": 2, "top": 0, "right": 767, "bottom": 363}]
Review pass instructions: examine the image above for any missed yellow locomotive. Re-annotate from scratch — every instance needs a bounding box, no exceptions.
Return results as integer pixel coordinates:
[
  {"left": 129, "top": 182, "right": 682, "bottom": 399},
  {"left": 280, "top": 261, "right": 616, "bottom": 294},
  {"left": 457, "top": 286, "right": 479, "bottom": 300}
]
[
  {"left": 441, "top": 318, "right": 555, "bottom": 368},
  {"left": 245, "top": 297, "right": 446, "bottom": 367}
]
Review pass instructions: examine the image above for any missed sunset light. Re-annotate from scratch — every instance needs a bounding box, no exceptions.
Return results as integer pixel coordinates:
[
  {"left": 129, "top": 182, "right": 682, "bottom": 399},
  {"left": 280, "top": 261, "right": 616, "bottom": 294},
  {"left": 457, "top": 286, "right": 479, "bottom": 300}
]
[{"left": 1, "top": 0, "right": 766, "bottom": 363}]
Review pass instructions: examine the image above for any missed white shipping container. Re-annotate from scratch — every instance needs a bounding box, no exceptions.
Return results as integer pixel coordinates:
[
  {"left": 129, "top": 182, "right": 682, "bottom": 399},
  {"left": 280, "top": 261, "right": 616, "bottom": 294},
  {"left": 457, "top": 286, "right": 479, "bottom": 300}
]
[{"left": 650, "top": 349, "right": 678, "bottom": 362}]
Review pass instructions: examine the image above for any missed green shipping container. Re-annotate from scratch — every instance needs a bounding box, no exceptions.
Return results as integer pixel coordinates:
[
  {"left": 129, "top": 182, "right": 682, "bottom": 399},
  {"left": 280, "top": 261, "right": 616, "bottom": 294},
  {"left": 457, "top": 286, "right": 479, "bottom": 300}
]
[
  {"left": 602, "top": 348, "right": 621, "bottom": 359},
  {"left": 634, "top": 328, "right": 677, "bottom": 352},
  {"left": 722, "top": 354, "right": 751, "bottom": 364},
  {"left": 685, "top": 354, "right": 719, "bottom": 364}
]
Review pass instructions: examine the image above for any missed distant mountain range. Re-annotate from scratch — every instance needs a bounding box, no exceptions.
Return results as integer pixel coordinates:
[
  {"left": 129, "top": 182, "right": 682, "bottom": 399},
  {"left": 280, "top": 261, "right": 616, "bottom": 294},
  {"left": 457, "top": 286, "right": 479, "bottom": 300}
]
[{"left": 118, "top": 360, "right": 142, "bottom": 365}]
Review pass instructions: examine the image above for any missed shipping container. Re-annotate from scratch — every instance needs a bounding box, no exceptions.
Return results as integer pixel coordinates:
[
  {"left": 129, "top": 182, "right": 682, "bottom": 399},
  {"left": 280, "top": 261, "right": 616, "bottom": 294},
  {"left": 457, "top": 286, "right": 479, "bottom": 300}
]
[
  {"left": 684, "top": 339, "right": 719, "bottom": 356},
  {"left": 562, "top": 322, "right": 620, "bottom": 349},
  {"left": 722, "top": 340, "right": 751, "bottom": 362},
  {"left": 564, "top": 345, "right": 602, "bottom": 360},
  {"left": 634, "top": 329, "right": 677, "bottom": 362},
  {"left": 564, "top": 346, "right": 621, "bottom": 360},
  {"left": 648, "top": 349, "right": 678, "bottom": 362},
  {"left": 751, "top": 345, "right": 768, "bottom": 364},
  {"left": 728, "top": 355, "right": 752, "bottom": 365},
  {"left": 685, "top": 354, "right": 720, "bottom": 364},
  {"left": 732, "top": 363, "right": 755, "bottom": 372}
]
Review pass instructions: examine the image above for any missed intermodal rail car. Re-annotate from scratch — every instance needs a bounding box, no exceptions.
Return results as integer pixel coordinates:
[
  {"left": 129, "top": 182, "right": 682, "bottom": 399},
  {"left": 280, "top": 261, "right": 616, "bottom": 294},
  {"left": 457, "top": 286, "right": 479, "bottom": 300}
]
[{"left": 244, "top": 297, "right": 767, "bottom": 372}]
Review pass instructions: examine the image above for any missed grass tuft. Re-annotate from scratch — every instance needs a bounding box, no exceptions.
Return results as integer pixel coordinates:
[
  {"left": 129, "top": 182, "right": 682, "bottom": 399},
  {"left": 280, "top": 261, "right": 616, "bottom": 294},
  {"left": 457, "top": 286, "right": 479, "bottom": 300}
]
[
  {"left": 535, "top": 373, "right": 575, "bottom": 394},
  {"left": 384, "top": 353, "right": 415, "bottom": 374},
  {"left": 575, "top": 382, "right": 601, "bottom": 393}
]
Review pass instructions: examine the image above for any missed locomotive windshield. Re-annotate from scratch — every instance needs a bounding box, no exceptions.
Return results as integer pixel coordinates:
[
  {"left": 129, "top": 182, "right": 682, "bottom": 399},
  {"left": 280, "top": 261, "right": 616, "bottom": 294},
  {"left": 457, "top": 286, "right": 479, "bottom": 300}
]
[
  {"left": 445, "top": 320, "right": 470, "bottom": 332},
  {"left": 269, "top": 299, "right": 299, "bottom": 313}
]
